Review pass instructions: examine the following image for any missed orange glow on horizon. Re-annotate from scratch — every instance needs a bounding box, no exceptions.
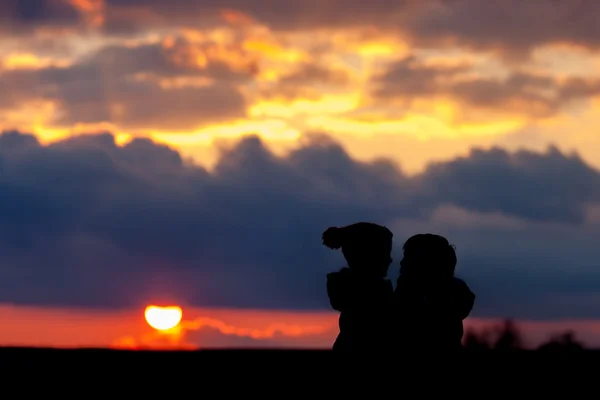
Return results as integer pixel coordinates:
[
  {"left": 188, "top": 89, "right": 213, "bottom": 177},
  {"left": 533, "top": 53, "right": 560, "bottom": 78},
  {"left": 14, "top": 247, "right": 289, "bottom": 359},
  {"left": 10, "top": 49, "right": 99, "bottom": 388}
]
[
  {"left": 0, "top": 304, "right": 597, "bottom": 350},
  {"left": 144, "top": 305, "right": 183, "bottom": 331}
]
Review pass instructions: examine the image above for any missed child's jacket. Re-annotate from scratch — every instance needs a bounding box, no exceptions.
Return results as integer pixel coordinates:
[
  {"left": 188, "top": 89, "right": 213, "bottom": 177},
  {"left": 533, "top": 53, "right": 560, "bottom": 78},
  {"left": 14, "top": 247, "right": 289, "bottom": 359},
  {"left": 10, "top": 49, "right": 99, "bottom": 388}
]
[
  {"left": 327, "top": 267, "right": 393, "bottom": 352},
  {"left": 393, "top": 276, "right": 475, "bottom": 351}
]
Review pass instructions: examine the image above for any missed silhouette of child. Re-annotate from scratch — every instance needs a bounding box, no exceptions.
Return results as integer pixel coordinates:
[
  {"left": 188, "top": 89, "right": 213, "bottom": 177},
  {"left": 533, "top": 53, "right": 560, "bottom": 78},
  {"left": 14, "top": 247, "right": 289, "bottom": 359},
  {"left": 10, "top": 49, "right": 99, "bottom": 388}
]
[
  {"left": 323, "top": 222, "right": 394, "bottom": 352},
  {"left": 393, "top": 234, "right": 475, "bottom": 352}
]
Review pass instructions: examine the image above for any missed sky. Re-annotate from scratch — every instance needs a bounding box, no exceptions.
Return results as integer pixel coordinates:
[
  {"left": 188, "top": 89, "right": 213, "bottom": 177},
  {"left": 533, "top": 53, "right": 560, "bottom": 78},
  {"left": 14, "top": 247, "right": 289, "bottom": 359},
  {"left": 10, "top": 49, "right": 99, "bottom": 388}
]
[{"left": 2, "top": 0, "right": 600, "bottom": 349}]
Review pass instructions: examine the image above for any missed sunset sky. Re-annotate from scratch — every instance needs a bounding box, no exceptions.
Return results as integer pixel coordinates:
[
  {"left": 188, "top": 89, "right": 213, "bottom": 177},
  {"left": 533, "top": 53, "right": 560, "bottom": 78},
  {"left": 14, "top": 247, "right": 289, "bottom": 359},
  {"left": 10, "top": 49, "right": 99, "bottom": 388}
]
[{"left": 2, "top": 0, "right": 600, "bottom": 349}]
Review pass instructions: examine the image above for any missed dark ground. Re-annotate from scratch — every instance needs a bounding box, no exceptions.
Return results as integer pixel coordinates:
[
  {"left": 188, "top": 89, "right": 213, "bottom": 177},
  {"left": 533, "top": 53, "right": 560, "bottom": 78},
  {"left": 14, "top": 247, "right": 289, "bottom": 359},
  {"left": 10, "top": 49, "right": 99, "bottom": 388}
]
[
  {"left": 0, "top": 347, "right": 592, "bottom": 393},
  {"left": 2, "top": 345, "right": 595, "bottom": 356},
  {"left": 1, "top": 346, "right": 594, "bottom": 363}
]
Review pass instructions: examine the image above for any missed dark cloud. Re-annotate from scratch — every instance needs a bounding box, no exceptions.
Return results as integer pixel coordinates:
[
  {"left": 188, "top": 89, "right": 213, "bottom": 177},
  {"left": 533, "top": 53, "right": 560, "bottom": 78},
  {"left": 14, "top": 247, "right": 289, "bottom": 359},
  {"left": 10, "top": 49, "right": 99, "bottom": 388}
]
[
  {"left": 100, "top": 0, "right": 421, "bottom": 33},
  {"left": 5, "top": 1, "right": 600, "bottom": 58},
  {"left": 0, "top": 0, "right": 83, "bottom": 33},
  {"left": 0, "top": 38, "right": 250, "bottom": 130},
  {"left": 97, "top": 0, "right": 600, "bottom": 57},
  {"left": 278, "top": 65, "right": 350, "bottom": 86},
  {"left": 420, "top": 146, "right": 600, "bottom": 223},
  {"left": 0, "top": 130, "right": 600, "bottom": 320},
  {"left": 371, "top": 56, "right": 600, "bottom": 117},
  {"left": 402, "top": 0, "right": 600, "bottom": 57},
  {"left": 372, "top": 56, "right": 467, "bottom": 98},
  {"left": 260, "top": 63, "right": 352, "bottom": 100}
]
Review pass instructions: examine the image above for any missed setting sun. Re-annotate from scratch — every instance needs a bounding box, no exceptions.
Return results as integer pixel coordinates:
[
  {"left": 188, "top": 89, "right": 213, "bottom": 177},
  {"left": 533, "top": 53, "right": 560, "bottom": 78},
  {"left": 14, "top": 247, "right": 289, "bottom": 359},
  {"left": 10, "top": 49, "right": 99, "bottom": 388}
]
[{"left": 144, "top": 306, "right": 183, "bottom": 331}]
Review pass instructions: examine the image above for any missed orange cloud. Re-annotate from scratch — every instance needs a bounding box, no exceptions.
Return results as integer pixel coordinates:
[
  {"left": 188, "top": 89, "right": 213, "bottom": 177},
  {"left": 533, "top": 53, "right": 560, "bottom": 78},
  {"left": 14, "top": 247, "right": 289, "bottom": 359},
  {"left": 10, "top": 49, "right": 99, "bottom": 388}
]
[
  {"left": 220, "top": 9, "right": 255, "bottom": 26},
  {"left": 67, "top": 0, "right": 105, "bottom": 28},
  {"left": 181, "top": 316, "right": 330, "bottom": 339},
  {"left": 112, "top": 315, "right": 334, "bottom": 350}
]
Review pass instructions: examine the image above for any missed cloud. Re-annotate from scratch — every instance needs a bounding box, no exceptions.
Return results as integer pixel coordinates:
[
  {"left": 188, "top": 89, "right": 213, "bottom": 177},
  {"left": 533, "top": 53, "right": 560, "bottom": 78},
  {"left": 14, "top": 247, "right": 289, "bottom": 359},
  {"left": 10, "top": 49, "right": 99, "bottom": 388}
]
[
  {"left": 6, "top": 1, "right": 600, "bottom": 61},
  {"left": 78, "top": 38, "right": 259, "bottom": 82},
  {"left": 371, "top": 55, "right": 600, "bottom": 119},
  {"left": 6, "top": 4, "right": 600, "bottom": 139},
  {"left": 401, "top": 0, "right": 600, "bottom": 57},
  {"left": 99, "top": 0, "right": 422, "bottom": 34},
  {"left": 260, "top": 62, "right": 352, "bottom": 101},
  {"left": 1, "top": 129, "right": 600, "bottom": 320},
  {"left": 112, "top": 314, "right": 335, "bottom": 349},
  {"left": 0, "top": 37, "right": 250, "bottom": 131},
  {"left": 419, "top": 145, "right": 600, "bottom": 223},
  {"left": 0, "top": 0, "right": 83, "bottom": 33},
  {"left": 41, "top": 0, "right": 593, "bottom": 59}
]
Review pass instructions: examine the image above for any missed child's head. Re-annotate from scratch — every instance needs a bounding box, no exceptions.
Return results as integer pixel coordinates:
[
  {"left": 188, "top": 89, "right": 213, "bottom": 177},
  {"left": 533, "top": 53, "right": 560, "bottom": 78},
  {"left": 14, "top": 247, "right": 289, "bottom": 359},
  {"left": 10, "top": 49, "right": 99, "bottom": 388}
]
[
  {"left": 322, "top": 222, "right": 393, "bottom": 277},
  {"left": 400, "top": 233, "right": 456, "bottom": 283}
]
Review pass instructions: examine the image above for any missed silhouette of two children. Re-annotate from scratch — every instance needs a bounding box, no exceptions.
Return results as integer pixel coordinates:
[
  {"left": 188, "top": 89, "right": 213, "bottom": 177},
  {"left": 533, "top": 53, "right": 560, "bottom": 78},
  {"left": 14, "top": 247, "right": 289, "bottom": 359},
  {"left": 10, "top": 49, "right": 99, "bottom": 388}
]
[{"left": 324, "top": 223, "right": 475, "bottom": 352}]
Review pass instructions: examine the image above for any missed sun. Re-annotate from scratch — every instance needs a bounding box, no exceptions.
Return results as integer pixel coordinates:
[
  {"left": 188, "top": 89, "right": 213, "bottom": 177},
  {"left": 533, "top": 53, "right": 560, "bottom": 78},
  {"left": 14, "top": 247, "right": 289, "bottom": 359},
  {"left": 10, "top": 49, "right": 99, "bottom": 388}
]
[{"left": 144, "top": 305, "right": 183, "bottom": 331}]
